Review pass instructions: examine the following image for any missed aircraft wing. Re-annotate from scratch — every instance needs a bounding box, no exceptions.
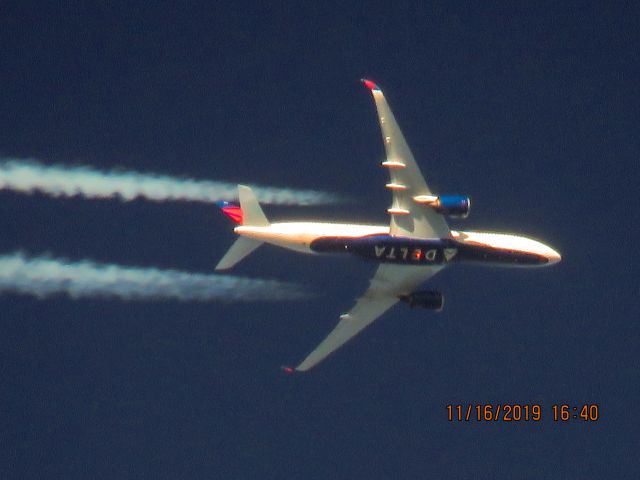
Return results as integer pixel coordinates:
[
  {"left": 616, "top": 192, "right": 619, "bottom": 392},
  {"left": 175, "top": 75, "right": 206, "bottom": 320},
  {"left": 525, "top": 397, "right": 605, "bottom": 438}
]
[
  {"left": 362, "top": 79, "right": 450, "bottom": 239},
  {"left": 293, "top": 264, "right": 442, "bottom": 372}
]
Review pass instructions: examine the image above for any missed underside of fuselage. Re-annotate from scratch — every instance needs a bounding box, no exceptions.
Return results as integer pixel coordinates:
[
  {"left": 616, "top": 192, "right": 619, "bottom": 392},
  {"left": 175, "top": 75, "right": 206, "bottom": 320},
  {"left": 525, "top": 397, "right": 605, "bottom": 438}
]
[{"left": 234, "top": 223, "right": 561, "bottom": 267}]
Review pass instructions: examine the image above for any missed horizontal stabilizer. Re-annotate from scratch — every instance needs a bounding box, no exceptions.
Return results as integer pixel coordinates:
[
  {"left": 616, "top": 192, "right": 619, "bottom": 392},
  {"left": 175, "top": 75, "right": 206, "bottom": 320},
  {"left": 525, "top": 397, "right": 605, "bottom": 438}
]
[
  {"left": 215, "top": 237, "right": 263, "bottom": 270},
  {"left": 238, "top": 185, "right": 269, "bottom": 227}
]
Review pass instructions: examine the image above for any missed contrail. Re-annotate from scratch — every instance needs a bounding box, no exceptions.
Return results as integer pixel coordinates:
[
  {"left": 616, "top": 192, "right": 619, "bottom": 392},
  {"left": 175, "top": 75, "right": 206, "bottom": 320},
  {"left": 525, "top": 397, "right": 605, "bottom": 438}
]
[
  {"left": 0, "top": 158, "right": 339, "bottom": 206},
  {"left": 0, "top": 252, "right": 309, "bottom": 302}
]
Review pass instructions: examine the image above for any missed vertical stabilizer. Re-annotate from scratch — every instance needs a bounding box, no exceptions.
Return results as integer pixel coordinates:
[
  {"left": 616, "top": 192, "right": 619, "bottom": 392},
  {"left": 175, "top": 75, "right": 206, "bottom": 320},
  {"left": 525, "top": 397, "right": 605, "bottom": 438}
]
[
  {"left": 215, "top": 237, "right": 263, "bottom": 270},
  {"left": 215, "top": 185, "right": 269, "bottom": 270},
  {"left": 238, "top": 185, "right": 270, "bottom": 226}
]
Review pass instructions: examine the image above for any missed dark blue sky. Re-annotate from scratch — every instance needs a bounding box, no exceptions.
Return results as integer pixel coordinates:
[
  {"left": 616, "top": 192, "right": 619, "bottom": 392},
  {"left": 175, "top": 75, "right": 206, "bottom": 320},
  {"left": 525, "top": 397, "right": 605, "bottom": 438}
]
[{"left": 1, "top": 1, "right": 638, "bottom": 478}]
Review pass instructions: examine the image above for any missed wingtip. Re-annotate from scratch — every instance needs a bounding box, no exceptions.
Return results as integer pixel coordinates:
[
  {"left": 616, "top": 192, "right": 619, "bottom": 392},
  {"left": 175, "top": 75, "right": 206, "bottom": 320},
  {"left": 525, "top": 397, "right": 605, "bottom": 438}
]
[
  {"left": 360, "top": 78, "right": 381, "bottom": 92},
  {"left": 281, "top": 366, "right": 296, "bottom": 375}
]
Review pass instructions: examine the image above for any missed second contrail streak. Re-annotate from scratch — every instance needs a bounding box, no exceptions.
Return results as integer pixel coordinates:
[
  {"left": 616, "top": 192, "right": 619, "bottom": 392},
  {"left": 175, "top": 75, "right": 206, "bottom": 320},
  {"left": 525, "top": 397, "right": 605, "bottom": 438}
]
[{"left": 0, "top": 252, "right": 309, "bottom": 302}]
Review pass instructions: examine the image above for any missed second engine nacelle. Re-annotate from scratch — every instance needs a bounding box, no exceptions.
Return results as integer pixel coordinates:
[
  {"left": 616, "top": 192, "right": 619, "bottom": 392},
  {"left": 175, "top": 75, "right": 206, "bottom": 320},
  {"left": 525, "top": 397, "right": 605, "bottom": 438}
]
[
  {"left": 413, "top": 195, "right": 471, "bottom": 218},
  {"left": 399, "top": 290, "right": 444, "bottom": 311}
]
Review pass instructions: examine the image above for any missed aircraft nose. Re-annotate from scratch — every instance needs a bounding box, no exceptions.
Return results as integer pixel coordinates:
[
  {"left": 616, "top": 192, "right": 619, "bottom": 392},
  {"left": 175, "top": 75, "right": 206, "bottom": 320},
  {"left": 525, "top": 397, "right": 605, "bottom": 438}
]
[{"left": 547, "top": 248, "right": 562, "bottom": 264}]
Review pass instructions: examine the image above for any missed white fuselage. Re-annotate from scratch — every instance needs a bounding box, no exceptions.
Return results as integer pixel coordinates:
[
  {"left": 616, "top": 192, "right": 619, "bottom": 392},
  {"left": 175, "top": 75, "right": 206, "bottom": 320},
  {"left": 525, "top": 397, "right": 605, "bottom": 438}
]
[
  {"left": 235, "top": 222, "right": 561, "bottom": 266},
  {"left": 236, "top": 222, "right": 387, "bottom": 253}
]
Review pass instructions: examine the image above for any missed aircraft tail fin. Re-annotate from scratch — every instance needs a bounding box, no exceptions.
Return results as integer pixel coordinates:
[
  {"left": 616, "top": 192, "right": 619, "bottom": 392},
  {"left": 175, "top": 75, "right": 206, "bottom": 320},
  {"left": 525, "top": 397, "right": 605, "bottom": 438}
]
[
  {"left": 215, "top": 185, "right": 269, "bottom": 270},
  {"left": 237, "top": 184, "right": 270, "bottom": 227},
  {"left": 216, "top": 185, "right": 270, "bottom": 227},
  {"left": 215, "top": 236, "right": 263, "bottom": 270}
]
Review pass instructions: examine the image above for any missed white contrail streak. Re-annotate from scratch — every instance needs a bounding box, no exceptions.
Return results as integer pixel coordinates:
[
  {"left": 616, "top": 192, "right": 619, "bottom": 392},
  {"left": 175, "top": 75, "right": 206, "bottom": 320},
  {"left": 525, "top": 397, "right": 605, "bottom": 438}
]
[
  {"left": 0, "top": 252, "right": 308, "bottom": 302},
  {"left": 0, "top": 158, "right": 339, "bottom": 205}
]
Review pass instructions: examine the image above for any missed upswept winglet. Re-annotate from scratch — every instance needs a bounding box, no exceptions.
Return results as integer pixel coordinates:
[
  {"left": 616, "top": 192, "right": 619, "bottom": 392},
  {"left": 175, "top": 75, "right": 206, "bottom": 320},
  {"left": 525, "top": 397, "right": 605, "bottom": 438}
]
[{"left": 361, "top": 78, "right": 381, "bottom": 91}]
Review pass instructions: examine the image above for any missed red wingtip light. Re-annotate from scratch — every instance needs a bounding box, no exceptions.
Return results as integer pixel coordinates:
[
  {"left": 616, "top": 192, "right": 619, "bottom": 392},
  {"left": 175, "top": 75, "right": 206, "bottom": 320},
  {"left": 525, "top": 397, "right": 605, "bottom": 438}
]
[
  {"left": 361, "top": 79, "right": 380, "bottom": 91},
  {"left": 281, "top": 366, "right": 295, "bottom": 374}
]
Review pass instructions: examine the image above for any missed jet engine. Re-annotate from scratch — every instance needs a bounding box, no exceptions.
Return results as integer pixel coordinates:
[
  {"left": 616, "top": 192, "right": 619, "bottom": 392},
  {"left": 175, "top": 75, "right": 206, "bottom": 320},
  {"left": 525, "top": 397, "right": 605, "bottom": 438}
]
[
  {"left": 413, "top": 195, "right": 470, "bottom": 218},
  {"left": 398, "top": 290, "right": 444, "bottom": 311}
]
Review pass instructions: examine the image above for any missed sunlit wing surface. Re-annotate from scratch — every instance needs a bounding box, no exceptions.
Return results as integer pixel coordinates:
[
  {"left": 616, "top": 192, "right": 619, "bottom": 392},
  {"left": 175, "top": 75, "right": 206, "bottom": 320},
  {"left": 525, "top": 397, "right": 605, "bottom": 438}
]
[
  {"left": 362, "top": 79, "right": 450, "bottom": 240},
  {"left": 294, "top": 263, "right": 442, "bottom": 371}
]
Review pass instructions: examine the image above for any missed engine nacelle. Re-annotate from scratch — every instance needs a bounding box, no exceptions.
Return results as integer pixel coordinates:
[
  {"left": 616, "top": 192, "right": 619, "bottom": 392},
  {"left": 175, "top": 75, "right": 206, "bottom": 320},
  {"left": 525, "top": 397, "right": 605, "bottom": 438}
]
[
  {"left": 413, "top": 195, "right": 471, "bottom": 218},
  {"left": 399, "top": 290, "right": 444, "bottom": 311}
]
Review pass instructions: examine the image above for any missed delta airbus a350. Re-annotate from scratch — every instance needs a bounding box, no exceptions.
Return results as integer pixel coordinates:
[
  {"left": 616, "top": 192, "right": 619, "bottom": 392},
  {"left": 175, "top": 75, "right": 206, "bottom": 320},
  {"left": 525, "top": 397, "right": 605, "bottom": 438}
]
[{"left": 215, "top": 79, "right": 561, "bottom": 373}]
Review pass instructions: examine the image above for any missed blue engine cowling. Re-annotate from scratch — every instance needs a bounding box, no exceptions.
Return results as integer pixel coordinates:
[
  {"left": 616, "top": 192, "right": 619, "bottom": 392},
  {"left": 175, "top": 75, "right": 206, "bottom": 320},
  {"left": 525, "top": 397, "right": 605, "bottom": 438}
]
[
  {"left": 399, "top": 290, "right": 444, "bottom": 311},
  {"left": 434, "top": 195, "right": 470, "bottom": 218}
]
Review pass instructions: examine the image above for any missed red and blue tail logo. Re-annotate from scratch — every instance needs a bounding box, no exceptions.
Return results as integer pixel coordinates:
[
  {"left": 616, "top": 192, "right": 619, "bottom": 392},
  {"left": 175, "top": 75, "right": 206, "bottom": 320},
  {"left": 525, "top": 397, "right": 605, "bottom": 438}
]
[{"left": 217, "top": 201, "right": 243, "bottom": 224}]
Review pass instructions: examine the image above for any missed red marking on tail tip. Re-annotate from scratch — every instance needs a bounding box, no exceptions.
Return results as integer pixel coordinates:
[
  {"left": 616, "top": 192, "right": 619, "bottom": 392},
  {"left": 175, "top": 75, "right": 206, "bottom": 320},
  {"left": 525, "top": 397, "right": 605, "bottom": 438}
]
[
  {"left": 218, "top": 202, "right": 243, "bottom": 224},
  {"left": 281, "top": 366, "right": 295, "bottom": 374},
  {"left": 361, "top": 79, "right": 380, "bottom": 91},
  {"left": 222, "top": 206, "right": 243, "bottom": 224}
]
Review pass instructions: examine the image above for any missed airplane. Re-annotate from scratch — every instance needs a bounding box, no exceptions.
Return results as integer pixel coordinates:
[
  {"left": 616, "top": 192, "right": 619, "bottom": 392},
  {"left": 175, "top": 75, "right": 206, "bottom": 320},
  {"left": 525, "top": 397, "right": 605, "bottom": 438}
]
[{"left": 215, "top": 79, "right": 561, "bottom": 373}]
